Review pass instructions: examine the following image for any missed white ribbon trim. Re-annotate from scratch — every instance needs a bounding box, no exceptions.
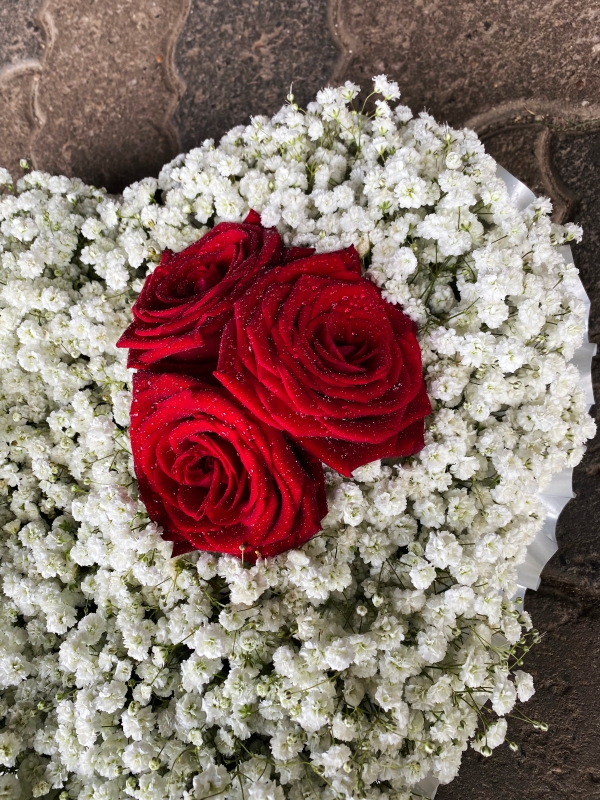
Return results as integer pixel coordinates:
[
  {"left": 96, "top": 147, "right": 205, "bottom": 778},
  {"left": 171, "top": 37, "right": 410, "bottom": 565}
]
[{"left": 498, "top": 166, "right": 597, "bottom": 597}]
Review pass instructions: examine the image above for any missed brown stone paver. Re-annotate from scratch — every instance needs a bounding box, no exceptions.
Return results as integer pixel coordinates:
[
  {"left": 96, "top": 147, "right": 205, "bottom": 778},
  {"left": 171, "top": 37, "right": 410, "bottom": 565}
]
[
  {"left": 336, "top": 0, "right": 600, "bottom": 128},
  {"left": 0, "top": 63, "right": 41, "bottom": 178},
  {"left": 483, "top": 126, "right": 549, "bottom": 200},
  {"left": 553, "top": 132, "right": 600, "bottom": 342},
  {"left": 0, "top": 0, "right": 44, "bottom": 69},
  {"left": 30, "top": 0, "right": 189, "bottom": 193},
  {"left": 0, "top": 0, "right": 44, "bottom": 177},
  {"left": 173, "top": 0, "right": 338, "bottom": 152}
]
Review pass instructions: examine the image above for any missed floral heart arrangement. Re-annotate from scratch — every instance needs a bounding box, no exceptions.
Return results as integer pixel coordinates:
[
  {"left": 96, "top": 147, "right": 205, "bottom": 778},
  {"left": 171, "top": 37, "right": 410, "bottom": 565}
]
[{"left": 0, "top": 76, "right": 594, "bottom": 800}]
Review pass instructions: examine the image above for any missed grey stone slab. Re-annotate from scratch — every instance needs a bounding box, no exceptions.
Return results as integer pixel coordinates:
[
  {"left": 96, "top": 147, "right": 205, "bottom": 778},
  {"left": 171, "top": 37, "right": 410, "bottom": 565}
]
[{"left": 173, "top": 0, "right": 339, "bottom": 151}]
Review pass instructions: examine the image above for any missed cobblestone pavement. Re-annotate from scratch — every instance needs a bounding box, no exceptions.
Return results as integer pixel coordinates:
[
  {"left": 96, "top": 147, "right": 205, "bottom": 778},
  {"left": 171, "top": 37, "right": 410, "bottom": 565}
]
[{"left": 1, "top": 1, "right": 599, "bottom": 796}]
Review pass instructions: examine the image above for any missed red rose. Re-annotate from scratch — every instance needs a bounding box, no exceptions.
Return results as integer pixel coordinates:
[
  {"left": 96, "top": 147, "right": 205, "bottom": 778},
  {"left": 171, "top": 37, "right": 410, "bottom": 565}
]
[
  {"left": 117, "top": 211, "right": 286, "bottom": 376},
  {"left": 130, "top": 371, "right": 327, "bottom": 559},
  {"left": 215, "top": 246, "right": 431, "bottom": 476}
]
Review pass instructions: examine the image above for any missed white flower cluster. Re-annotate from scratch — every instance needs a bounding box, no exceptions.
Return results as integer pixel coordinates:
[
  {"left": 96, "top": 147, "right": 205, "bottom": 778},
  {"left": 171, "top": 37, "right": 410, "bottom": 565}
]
[{"left": 0, "top": 77, "right": 594, "bottom": 800}]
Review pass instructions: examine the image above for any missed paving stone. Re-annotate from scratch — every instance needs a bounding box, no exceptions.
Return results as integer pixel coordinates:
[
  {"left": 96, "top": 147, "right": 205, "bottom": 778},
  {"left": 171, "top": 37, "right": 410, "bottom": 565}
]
[
  {"left": 336, "top": 0, "right": 600, "bottom": 128},
  {"left": 0, "top": 64, "right": 40, "bottom": 178},
  {"left": 0, "top": 0, "right": 43, "bottom": 69},
  {"left": 553, "top": 131, "right": 600, "bottom": 341},
  {"left": 482, "top": 125, "right": 549, "bottom": 199},
  {"left": 0, "top": 0, "right": 44, "bottom": 178},
  {"left": 30, "top": 0, "right": 189, "bottom": 194},
  {"left": 173, "top": 0, "right": 338, "bottom": 152}
]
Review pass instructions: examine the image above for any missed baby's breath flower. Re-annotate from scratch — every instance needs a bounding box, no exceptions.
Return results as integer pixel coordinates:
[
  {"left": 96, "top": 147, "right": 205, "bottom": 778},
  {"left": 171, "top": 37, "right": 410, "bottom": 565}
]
[{"left": 0, "top": 76, "right": 592, "bottom": 800}]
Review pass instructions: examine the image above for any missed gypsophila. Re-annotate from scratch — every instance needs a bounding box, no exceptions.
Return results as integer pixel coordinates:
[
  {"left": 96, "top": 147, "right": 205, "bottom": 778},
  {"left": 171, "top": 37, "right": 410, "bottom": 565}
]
[{"left": 0, "top": 77, "right": 594, "bottom": 800}]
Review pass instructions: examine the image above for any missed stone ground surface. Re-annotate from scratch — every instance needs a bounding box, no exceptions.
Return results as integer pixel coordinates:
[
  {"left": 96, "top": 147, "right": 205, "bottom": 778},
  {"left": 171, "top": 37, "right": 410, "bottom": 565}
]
[{"left": 1, "top": 0, "right": 599, "bottom": 796}]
